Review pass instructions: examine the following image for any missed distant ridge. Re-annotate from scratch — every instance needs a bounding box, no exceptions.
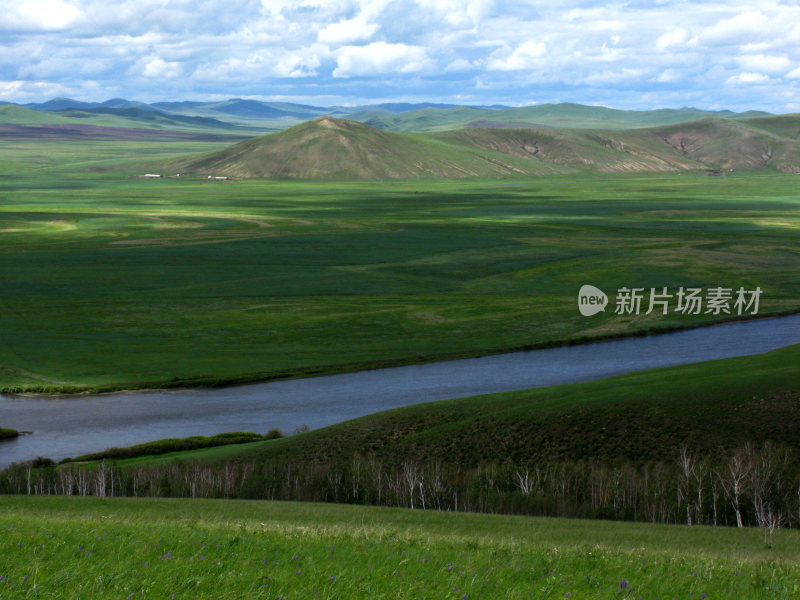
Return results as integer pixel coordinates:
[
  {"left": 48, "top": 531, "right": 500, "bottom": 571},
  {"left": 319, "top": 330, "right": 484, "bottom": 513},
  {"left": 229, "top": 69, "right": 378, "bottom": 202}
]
[
  {"left": 3, "top": 97, "right": 776, "bottom": 132},
  {"left": 175, "top": 114, "right": 800, "bottom": 179}
]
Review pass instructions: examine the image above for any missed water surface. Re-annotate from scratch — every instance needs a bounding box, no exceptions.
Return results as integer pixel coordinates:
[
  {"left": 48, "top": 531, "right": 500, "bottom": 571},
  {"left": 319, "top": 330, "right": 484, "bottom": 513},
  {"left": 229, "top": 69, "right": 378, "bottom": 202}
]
[{"left": 2, "top": 314, "right": 799, "bottom": 467}]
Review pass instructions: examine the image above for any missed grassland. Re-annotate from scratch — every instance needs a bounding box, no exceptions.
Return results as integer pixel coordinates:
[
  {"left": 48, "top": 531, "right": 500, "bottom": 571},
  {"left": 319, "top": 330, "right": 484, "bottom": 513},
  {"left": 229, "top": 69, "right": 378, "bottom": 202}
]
[
  {"left": 1, "top": 130, "right": 800, "bottom": 392},
  {"left": 1, "top": 495, "right": 799, "bottom": 599}
]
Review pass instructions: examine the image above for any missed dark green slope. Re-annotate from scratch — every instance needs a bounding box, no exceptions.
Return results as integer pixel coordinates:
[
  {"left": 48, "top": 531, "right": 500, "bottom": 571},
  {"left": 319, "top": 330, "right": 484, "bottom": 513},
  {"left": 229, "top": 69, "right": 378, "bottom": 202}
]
[{"left": 243, "top": 344, "right": 800, "bottom": 468}]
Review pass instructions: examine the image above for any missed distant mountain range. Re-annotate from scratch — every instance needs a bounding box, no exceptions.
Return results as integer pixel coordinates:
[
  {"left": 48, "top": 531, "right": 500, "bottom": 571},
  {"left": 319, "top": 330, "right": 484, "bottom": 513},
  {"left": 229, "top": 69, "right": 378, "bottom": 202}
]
[
  {"left": 176, "top": 114, "right": 800, "bottom": 179},
  {"left": 0, "top": 96, "right": 778, "bottom": 133},
  {"left": 3, "top": 97, "right": 799, "bottom": 179}
]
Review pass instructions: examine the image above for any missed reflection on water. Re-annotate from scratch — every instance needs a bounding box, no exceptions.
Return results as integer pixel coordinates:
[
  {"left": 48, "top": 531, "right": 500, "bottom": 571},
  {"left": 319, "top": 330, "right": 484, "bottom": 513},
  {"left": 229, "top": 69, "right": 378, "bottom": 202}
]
[{"left": 2, "top": 314, "right": 800, "bottom": 467}]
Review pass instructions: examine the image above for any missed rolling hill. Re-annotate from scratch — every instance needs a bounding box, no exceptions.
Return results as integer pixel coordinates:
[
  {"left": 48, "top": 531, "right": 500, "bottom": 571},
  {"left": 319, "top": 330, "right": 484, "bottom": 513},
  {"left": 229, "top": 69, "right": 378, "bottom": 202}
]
[
  {"left": 177, "top": 116, "right": 572, "bottom": 178},
  {"left": 357, "top": 102, "right": 773, "bottom": 132},
  {"left": 6, "top": 97, "right": 776, "bottom": 131},
  {"left": 0, "top": 103, "right": 241, "bottom": 133},
  {"left": 235, "top": 343, "right": 800, "bottom": 467},
  {"left": 175, "top": 114, "right": 800, "bottom": 179}
]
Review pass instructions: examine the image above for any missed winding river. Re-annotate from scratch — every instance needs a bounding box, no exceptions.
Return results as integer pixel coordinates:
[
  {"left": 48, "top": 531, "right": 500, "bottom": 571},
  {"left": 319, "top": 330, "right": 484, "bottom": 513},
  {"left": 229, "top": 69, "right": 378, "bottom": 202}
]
[{"left": 2, "top": 314, "right": 800, "bottom": 468}]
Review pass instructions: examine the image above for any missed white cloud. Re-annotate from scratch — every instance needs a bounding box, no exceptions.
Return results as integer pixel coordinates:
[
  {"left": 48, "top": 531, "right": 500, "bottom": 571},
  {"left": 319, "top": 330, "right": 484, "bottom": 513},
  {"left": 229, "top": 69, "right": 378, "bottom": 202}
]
[
  {"left": 737, "top": 55, "right": 792, "bottom": 75},
  {"left": 445, "top": 58, "right": 473, "bottom": 72},
  {"left": 584, "top": 68, "right": 648, "bottom": 85},
  {"left": 318, "top": 16, "right": 379, "bottom": 45},
  {"left": 726, "top": 72, "right": 771, "bottom": 85},
  {"left": 701, "top": 11, "right": 770, "bottom": 45},
  {"left": 0, "top": 79, "right": 74, "bottom": 100},
  {"left": 656, "top": 27, "right": 688, "bottom": 50},
  {"left": 0, "top": 81, "right": 24, "bottom": 99},
  {"left": 413, "top": 0, "right": 493, "bottom": 29},
  {"left": 141, "top": 57, "right": 183, "bottom": 79},
  {"left": 1, "top": 0, "right": 799, "bottom": 111},
  {"left": 273, "top": 53, "right": 321, "bottom": 78},
  {"left": 487, "top": 41, "right": 546, "bottom": 71},
  {"left": 333, "top": 42, "right": 430, "bottom": 77},
  {"left": 654, "top": 68, "right": 681, "bottom": 83},
  {"left": 2, "top": 0, "right": 81, "bottom": 31}
]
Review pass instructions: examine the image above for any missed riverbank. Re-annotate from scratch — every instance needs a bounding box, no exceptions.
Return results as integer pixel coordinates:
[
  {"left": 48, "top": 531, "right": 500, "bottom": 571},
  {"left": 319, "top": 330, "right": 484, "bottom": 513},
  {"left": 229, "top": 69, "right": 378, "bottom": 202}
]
[
  {"left": 4, "top": 310, "right": 800, "bottom": 468},
  {"left": 5, "top": 307, "right": 799, "bottom": 397},
  {"left": 0, "top": 427, "right": 19, "bottom": 441}
]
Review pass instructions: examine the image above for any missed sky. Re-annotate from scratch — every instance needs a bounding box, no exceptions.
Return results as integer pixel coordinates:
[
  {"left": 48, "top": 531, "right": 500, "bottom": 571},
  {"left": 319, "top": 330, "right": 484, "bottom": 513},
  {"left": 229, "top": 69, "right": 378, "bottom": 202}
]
[{"left": 1, "top": 0, "right": 799, "bottom": 112}]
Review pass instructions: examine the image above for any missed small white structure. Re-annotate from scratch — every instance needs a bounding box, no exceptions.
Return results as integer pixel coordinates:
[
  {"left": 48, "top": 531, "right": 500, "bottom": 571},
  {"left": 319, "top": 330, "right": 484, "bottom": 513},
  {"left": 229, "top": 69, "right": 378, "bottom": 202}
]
[
  {"left": 142, "top": 173, "right": 162, "bottom": 178},
  {"left": 207, "top": 175, "right": 230, "bottom": 181}
]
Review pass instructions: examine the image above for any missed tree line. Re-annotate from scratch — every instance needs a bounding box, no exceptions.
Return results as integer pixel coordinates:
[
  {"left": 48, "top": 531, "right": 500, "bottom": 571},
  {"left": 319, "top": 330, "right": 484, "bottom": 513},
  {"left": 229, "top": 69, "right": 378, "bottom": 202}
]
[{"left": 3, "top": 443, "right": 798, "bottom": 543}]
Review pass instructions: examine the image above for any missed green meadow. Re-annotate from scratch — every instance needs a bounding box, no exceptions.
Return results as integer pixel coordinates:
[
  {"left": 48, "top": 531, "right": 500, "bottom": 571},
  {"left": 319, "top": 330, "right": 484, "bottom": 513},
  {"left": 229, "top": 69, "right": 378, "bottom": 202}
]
[
  {"left": 1, "top": 134, "right": 800, "bottom": 391},
  {"left": 2, "top": 495, "right": 799, "bottom": 599}
]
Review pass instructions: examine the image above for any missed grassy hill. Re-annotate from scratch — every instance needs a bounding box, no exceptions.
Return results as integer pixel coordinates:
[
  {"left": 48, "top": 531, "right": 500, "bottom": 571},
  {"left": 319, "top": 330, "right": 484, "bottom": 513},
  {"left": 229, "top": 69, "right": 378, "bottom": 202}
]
[
  {"left": 0, "top": 104, "right": 251, "bottom": 134},
  {"left": 165, "top": 342, "right": 800, "bottom": 468},
  {"left": 3, "top": 496, "right": 797, "bottom": 599},
  {"left": 178, "top": 116, "right": 571, "bottom": 178},
  {"left": 358, "top": 103, "right": 773, "bottom": 132},
  {"left": 176, "top": 115, "right": 800, "bottom": 179},
  {"left": 53, "top": 106, "right": 234, "bottom": 130},
  {"left": 8, "top": 97, "right": 780, "bottom": 132}
]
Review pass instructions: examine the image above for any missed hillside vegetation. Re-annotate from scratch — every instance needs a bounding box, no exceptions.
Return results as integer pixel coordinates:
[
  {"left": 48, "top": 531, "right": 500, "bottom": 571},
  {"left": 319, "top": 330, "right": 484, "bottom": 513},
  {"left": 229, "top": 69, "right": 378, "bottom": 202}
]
[
  {"left": 2, "top": 496, "right": 798, "bottom": 599},
  {"left": 177, "top": 115, "right": 800, "bottom": 179},
  {"left": 163, "top": 342, "right": 800, "bottom": 468},
  {"left": 358, "top": 102, "right": 771, "bottom": 132},
  {"left": 21, "top": 345, "right": 799, "bottom": 528},
  {"left": 178, "top": 116, "right": 567, "bottom": 178},
  {"left": 8, "top": 97, "right": 772, "bottom": 130}
]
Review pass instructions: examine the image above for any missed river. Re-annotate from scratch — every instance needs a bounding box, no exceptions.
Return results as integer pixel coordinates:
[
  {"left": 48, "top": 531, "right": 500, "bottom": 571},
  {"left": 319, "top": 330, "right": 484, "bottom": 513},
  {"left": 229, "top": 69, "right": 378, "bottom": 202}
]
[{"left": 1, "top": 314, "right": 799, "bottom": 468}]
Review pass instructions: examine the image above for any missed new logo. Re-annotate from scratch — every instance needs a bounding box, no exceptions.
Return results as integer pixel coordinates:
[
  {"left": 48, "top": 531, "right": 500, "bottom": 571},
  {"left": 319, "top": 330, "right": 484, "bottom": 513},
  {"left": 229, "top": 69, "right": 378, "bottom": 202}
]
[{"left": 578, "top": 284, "right": 608, "bottom": 316}]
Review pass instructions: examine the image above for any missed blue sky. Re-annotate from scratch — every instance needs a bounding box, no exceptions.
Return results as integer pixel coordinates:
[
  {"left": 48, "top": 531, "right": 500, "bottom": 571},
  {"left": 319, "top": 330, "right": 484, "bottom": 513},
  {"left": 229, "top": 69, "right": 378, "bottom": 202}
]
[{"left": 1, "top": 0, "right": 799, "bottom": 112}]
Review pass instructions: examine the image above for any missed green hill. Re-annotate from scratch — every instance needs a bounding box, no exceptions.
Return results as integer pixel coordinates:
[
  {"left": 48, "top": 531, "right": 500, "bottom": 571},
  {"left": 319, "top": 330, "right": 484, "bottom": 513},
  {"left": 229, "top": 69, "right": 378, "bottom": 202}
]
[
  {"left": 235, "top": 343, "right": 800, "bottom": 468},
  {"left": 53, "top": 106, "right": 233, "bottom": 130},
  {"left": 177, "top": 116, "right": 572, "bottom": 178},
  {"left": 176, "top": 115, "right": 800, "bottom": 179},
  {"left": 3, "top": 496, "right": 798, "bottom": 600},
  {"left": 358, "top": 103, "right": 773, "bottom": 132},
  {"left": 0, "top": 103, "right": 241, "bottom": 132}
]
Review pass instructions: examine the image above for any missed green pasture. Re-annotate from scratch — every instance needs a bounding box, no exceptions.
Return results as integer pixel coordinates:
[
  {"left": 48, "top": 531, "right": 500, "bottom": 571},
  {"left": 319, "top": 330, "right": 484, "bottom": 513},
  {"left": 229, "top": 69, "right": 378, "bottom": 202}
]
[
  {"left": 1, "top": 496, "right": 799, "bottom": 599},
  {"left": 1, "top": 136, "right": 799, "bottom": 392}
]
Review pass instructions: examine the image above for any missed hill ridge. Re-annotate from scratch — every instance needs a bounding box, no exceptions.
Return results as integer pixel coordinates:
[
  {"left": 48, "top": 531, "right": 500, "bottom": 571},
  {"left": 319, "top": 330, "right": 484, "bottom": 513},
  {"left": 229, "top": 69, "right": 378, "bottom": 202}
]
[{"left": 176, "top": 114, "right": 800, "bottom": 179}]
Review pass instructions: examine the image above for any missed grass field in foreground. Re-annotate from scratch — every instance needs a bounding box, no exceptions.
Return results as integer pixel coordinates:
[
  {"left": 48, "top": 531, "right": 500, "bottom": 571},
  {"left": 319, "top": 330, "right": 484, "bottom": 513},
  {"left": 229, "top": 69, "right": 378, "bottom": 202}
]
[
  {"left": 1, "top": 496, "right": 799, "bottom": 599},
  {"left": 1, "top": 134, "right": 800, "bottom": 392}
]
